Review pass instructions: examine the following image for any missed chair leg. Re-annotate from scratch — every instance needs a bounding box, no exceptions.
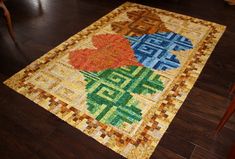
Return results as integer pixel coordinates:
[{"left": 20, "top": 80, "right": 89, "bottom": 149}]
[
  {"left": 1, "top": 1, "right": 15, "bottom": 41},
  {"left": 229, "top": 83, "right": 235, "bottom": 96},
  {"left": 228, "top": 143, "right": 235, "bottom": 159},
  {"left": 215, "top": 97, "right": 235, "bottom": 134}
]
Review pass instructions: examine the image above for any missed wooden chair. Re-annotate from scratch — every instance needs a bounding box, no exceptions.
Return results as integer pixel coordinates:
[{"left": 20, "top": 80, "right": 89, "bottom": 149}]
[
  {"left": 215, "top": 84, "right": 235, "bottom": 158},
  {"left": 0, "top": 0, "right": 15, "bottom": 41},
  {"left": 215, "top": 83, "right": 235, "bottom": 133},
  {"left": 228, "top": 143, "right": 235, "bottom": 159},
  {"left": 225, "top": 0, "right": 235, "bottom": 5}
]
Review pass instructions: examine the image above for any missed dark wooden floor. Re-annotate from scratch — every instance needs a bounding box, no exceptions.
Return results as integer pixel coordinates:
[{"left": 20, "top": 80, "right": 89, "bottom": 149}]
[{"left": 0, "top": 0, "right": 235, "bottom": 158}]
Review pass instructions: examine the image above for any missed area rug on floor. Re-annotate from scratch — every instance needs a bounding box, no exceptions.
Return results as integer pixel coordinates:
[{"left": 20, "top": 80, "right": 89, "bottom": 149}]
[{"left": 4, "top": 2, "right": 226, "bottom": 159}]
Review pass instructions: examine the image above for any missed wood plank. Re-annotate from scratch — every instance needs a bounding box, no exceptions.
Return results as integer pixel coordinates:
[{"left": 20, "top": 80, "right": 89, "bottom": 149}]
[
  {"left": 0, "top": 90, "right": 61, "bottom": 138},
  {"left": 151, "top": 146, "right": 186, "bottom": 159},
  {"left": 190, "top": 146, "right": 224, "bottom": 159},
  {"left": 0, "top": 115, "right": 40, "bottom": 159},
  {"left": 156, "top": 132, "right": 195, "bottom": 158},
  {"left": 183, "top": 87, "right": 235, "bottom": 131},
  {"left": 167, "top": 108, "right": 235, "bottom": 157}
]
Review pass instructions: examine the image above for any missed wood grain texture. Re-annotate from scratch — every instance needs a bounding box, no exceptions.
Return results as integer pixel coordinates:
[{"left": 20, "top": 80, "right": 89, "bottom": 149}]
[
  {"left": 0, "top": 0, "right": 235, "bottom": 158},
  {"left": 190, "top": 146, "right": 224, "bottom": 159}
]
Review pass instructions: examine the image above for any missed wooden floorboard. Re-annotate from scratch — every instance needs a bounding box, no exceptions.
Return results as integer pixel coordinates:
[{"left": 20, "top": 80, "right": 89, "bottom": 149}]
[
  {"left": 152, "top": 146, "right": 186, "bottom": 159},
  {"left": 167, "top": 109, "right": 235, "bottom": 158},
  {"left": 153, "top": 133, "right": 195, "bottom": 159},
  {"left": 0, "top": 0, "right": 234, "bottom": 158},
  {"left": 190, "top": 146, "right": 224, "bottom": 159}
]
